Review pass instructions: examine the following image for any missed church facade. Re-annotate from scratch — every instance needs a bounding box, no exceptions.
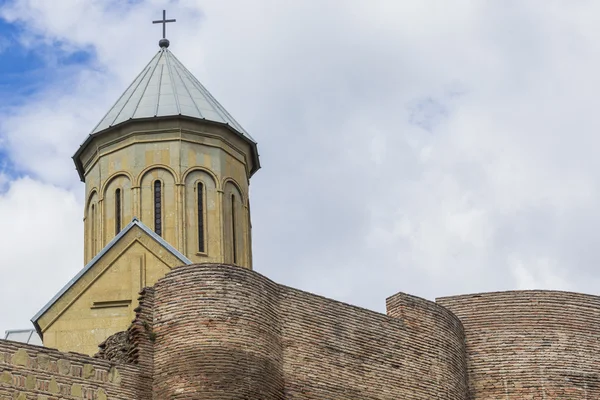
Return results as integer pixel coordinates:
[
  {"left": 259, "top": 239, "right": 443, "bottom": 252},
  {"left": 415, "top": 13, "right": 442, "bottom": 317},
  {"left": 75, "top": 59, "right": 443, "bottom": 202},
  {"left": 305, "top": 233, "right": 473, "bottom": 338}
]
[
  {"left": 32, "top": 40, "right": 259, "bottom": 356},
  {"left": 3, "top": 24, "right": 600, "bottom": 400}
]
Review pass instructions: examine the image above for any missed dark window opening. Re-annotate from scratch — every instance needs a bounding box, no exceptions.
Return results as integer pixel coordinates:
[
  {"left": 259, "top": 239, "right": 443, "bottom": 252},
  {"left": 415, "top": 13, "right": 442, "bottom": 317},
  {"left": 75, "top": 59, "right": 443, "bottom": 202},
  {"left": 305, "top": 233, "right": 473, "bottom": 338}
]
[
  {"left": 91, "top": 204, "right": 96, "bottom": 254},
  {"left": 231, "top": 194, "right": 237, "bottom": 264},
  {"left": 115, "top": 188, "right": 122, "bottom": 235},
  {"left": 198, "top": 182, "right": 205, "bottom": 253},
  {"left": 154, "top": 180, "right": 162, "bottom": 236}
]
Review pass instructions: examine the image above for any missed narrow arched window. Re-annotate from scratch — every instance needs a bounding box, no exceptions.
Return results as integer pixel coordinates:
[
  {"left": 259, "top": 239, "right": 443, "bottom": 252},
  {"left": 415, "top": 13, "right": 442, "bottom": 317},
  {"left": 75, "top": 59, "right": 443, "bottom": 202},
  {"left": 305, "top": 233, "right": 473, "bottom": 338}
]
[
  {"left": 231, "top": 194, "right": 237, "bottom": 264},
  {"left": 115, "top": 188, "right": 122, "bottom": 235},
  {"left": 154, "top": 180, "right": 162, "bottom": 236},
  {"left": 91, "top": 204, "right": 96, "bottom": 254},
  {"left": 197, "top": 182, "right": 205, "bottom": 253}
]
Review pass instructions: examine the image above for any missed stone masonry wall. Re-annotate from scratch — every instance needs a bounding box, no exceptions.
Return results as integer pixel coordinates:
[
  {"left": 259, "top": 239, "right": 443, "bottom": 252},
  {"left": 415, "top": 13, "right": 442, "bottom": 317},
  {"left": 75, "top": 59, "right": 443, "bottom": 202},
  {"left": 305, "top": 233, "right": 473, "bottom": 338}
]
[
  {"left": 151, "top": 264, "right": 469, "bottom": 399},
  {"left": 0, "top": 339, "right": 141, "bottom": 399},
  {"left": 438, "top": 290, "right": 600, "bottom": 399}
]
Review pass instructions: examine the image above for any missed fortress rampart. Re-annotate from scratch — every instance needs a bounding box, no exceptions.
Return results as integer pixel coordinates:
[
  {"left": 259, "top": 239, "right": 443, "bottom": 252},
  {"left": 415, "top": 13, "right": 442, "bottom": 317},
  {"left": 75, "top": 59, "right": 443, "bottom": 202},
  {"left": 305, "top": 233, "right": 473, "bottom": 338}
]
[
  {"left": 3, "top": 264, "right": 600, "bottom": 399},
  {"left": 438, "top": 290, "right": 600, "bottom": 399},
  {"left": 0, "top": 338, "right": 141, "bottom": 399},
  {"left": 149, "top": 264, "right": 469, "bottom": 399}
]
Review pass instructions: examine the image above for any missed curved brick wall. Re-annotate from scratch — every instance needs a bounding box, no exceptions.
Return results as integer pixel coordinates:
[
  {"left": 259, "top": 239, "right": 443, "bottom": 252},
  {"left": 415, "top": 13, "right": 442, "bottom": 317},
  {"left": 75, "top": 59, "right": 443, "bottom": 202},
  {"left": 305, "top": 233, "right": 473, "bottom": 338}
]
[
  {"left": 385, "top": 292, "right": 468, "bottom": 398},
  {"left": 150, "top": 263, "right": 470, "bottom": 398},
  {"left": 152, "top": 264, "right": 284, "bottom": 399},
  {"left": 438, "top": 290, "right": 600, "bottom": 399},
  {"left": 279, "top": 288, "right": 469, "bottom": 399}
]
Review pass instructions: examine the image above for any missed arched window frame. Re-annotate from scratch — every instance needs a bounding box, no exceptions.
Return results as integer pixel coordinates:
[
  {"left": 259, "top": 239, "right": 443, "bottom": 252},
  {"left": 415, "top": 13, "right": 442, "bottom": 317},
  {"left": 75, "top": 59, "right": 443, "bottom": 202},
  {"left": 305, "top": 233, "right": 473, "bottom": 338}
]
[
  {"left": 197, "top": 181, "right": 206, "bottom": 253},
  {"left": 154, "top": 180, "right": 163, "bottom": 236}
]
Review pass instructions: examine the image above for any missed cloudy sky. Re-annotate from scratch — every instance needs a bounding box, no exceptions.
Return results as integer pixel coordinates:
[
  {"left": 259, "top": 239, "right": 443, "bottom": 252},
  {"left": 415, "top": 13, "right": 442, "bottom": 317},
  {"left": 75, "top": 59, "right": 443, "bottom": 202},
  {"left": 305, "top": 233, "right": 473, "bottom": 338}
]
[{"left": 2, "top": 0, "right": 600, "bottom": 335}]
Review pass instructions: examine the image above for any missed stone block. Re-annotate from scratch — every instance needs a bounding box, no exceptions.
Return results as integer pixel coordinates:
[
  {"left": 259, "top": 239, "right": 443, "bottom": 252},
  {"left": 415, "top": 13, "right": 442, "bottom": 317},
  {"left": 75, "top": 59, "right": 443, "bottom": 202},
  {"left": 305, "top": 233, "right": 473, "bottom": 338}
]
[{"left": 11, "top": 349, "right": 29, "bottom": 367}]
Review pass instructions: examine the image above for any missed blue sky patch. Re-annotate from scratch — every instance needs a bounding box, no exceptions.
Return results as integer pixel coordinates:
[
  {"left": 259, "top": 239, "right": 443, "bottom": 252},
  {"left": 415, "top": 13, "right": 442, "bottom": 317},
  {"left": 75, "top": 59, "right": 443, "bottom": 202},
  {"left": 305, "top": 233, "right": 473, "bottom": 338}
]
[
  {"left": 0, "top": 147, "right": 20, "bottom": 183},
  {"left": 0, "top": 17, "right": 96, "bottom": 106},
  {"left": 0, "top": 18, "right": 46, "bottom": 101}
]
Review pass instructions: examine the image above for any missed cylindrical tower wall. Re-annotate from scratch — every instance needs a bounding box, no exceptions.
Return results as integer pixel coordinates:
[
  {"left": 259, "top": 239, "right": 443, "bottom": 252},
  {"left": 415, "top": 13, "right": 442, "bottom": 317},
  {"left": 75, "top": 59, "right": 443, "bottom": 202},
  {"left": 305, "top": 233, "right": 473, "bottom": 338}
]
[
  {"left": 79, "top": 122, "right": 253, "bottom": 269},
  {"left": 152, "top": 264, "right": 284, "bottom": 399},
  {"left": 438, "top": 290, "right": 600, "bottom": 399}
]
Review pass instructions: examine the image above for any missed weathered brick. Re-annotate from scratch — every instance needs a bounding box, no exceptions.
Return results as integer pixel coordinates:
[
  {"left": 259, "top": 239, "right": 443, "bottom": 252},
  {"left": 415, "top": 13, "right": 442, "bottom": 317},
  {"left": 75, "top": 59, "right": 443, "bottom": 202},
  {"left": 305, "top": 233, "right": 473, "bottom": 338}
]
[{"left": 438, "top": 290, "right": 600, "bottom": 399}]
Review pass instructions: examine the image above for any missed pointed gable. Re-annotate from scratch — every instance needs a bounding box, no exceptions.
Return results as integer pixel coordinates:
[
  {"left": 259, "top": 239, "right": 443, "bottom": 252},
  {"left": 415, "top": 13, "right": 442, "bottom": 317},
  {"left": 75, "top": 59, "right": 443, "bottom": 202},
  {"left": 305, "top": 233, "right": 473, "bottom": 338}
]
[{"left": 32, "top": 218, "right": 191, "bottom": 355}]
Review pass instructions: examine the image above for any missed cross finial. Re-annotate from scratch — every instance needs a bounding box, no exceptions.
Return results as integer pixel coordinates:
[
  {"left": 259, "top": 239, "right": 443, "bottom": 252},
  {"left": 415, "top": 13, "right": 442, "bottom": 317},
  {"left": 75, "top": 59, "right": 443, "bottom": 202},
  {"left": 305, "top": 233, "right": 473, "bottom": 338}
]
[{"left": 152, "top": 10, "right": 176, "bottom": 48}]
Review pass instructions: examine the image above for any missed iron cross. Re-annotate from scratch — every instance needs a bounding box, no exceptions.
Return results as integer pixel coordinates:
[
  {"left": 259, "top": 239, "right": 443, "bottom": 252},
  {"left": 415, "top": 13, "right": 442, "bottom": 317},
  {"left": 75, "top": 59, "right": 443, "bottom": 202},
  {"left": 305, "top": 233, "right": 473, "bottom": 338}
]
[{"left": 153, "top": 10, "right": 176, "bottom": 39}]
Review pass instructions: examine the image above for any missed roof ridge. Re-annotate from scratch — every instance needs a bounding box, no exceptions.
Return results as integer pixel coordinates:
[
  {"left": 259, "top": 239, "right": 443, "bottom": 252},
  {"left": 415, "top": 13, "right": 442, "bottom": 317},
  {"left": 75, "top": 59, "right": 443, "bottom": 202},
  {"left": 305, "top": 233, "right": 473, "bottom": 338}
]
[
  {"left": 163, "top": 48, "right": 182, "bottom": 115},
  {"left": 131, "top": 49, "right": 165, "bottom": 120},
  {"left": 169, "top": 50, "right": 204, "bottom": 118},
  {"left": 154, "top": 63, "right": 164, "bottom": 117},
  {"left": 90, "top": 50, "right": 161, "bottom": 133}
]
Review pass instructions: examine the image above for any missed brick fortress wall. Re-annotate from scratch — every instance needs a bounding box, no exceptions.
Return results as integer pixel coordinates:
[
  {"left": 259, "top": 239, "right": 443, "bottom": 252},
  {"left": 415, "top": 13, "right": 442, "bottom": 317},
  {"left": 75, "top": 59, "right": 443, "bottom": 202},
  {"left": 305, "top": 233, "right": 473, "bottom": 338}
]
[
  {"left": 6, "top": 264, "right": 600, "bottom": 399},
  {"left": 149, "top": 264, "right": 469, "bottom": 399},
  {"left": 386, "top": 292, "right": 468, "bottom": 398},
  {"left": 151, "top": 265, "right": 284, "bottom": 399},
  {"left": 438, "top": 291, "right": 600, "bottom": 399}
]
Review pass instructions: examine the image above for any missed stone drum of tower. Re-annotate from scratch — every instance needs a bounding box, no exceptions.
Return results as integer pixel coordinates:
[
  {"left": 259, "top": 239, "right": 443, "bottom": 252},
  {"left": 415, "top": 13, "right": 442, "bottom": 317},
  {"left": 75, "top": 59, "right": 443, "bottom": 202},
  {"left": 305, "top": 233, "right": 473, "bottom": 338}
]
[{"left": 73, "top": 47, "right": 260, "bottom": 269}]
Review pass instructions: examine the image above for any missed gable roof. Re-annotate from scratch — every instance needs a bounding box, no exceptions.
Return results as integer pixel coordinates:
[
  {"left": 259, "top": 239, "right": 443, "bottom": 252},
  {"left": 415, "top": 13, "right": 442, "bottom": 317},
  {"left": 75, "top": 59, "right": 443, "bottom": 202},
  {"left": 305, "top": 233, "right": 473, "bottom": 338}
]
[
  {"left": 91, "top": 47, "right": 254, "bottom": 141},
  {"left": 31, "top": 218, "right": 192, "bottom": 336}
]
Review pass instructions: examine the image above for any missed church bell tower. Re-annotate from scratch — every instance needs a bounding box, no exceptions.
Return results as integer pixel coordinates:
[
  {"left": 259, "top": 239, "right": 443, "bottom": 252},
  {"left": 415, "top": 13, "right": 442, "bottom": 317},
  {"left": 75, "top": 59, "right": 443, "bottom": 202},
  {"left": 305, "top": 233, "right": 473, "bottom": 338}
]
[
  {"left": 33, "top": 12, "right": 260, "bottom": 355},
  {"left": 74, "top": 19, "right": 259, "bottom": 269}
]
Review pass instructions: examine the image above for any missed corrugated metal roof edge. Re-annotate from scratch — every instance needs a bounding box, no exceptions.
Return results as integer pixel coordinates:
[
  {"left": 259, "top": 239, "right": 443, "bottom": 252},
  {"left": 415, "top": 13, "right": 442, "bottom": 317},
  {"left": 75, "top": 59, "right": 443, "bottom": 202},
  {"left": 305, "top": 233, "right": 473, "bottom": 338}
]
[
  {"left": 72, "top": 114, "right": 260, "bottom": 182},
  {"left": 31, "top": 218, "right": 192, "bottom": 339}
]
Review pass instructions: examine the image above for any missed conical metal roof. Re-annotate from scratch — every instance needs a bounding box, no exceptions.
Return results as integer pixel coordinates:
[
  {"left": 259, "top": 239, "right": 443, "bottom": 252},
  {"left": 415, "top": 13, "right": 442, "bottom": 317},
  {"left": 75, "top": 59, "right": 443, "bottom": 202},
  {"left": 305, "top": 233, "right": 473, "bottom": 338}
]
[{"left": 91, "top": 47, "right": 254, "bottom": 141}]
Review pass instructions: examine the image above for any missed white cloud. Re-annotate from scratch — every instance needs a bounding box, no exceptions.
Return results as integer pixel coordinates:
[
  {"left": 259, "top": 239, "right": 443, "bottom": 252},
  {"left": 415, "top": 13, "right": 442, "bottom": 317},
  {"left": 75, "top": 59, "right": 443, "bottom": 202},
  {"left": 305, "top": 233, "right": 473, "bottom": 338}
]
[
  {"left": 510, "top": 256, "right": 573, "bottom": 291},
  {"left": 2, "top": 0, "right": 600, "bottom": 335},
  {"left": 0, "top": 172, "right": 8, "bottom": 192},
  {"left": 0, "top": 177, "right": 82, "bottom": 335},
  {"left": 0, "top": 70, "right": 113, "bottom": 188}
]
